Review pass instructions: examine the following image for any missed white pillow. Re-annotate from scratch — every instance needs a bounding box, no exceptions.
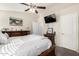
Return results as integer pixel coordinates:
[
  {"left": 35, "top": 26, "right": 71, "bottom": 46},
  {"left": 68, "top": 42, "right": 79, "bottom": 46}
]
[
  {"left": 4, "top": 33, "right": 9, "bottom": 39},
  {"left": 0, "top": 32, "right": 8, "bottom": 44}
]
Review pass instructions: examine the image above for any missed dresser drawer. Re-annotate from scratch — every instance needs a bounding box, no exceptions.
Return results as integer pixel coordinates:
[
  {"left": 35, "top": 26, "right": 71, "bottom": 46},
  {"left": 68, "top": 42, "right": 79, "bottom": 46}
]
[{"left": 2, "top": 31, "right": 30, "bottom": 37}]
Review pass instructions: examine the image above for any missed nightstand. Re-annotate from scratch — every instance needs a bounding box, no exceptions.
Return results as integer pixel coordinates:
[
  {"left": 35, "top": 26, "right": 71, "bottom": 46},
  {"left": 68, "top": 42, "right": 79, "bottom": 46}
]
[{"left": 44, "top": 33, "right": 55, "bottom": 45}]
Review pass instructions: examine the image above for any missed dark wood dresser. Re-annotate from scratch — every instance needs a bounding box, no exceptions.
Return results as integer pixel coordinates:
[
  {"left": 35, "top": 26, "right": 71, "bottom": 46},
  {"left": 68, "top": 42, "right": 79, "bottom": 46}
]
[{"left": 2, "top": 31, "right": 30, "bottom": 37}]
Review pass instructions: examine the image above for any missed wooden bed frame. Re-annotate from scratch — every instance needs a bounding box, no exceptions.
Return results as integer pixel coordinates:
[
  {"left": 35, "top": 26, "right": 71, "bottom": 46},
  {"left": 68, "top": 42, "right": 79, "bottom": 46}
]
[
  {"left": 40, "top": 45, "right": 79, "bottom": 56},
  {"left": 39, "top": 45, "right": 55, "bottom": 56}
]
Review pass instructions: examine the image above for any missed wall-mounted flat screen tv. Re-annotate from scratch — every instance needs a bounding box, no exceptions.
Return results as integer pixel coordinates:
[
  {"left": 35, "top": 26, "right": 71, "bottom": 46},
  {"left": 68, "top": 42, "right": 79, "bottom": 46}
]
[{"left": 44, "top": 14, "right": 56, "bottom": 23}]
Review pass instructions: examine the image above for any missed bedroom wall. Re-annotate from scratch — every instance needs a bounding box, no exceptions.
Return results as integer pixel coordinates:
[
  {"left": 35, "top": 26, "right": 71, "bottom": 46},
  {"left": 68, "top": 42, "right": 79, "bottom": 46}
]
[
  {"left": 0, "top": 10, "right": 39, "bottom": 31},
  {"left": 56, "top": 4, "right": 79, "bottom": 52},
  {"left": 37, "top": 4, "right": 79, "bottom": 52},
  {"left": 54, "top": 5, "right": 79, "bottom": 52}
]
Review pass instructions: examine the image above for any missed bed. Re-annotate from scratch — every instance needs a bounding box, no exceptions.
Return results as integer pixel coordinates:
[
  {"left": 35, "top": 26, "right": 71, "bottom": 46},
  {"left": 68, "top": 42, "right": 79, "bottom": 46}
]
[{"left": 0, "top": 34, "right": 52, "bottom": 56}]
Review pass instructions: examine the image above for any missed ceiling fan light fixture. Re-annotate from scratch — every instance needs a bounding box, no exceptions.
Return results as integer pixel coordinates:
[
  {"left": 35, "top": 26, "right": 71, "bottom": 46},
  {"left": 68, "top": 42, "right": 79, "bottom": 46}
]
[
  {"left": 20, "top": 3, "right": 46, "bottom": 14},
  {"left": 29, "top": 8, "right": 35, "bottom": 13}
]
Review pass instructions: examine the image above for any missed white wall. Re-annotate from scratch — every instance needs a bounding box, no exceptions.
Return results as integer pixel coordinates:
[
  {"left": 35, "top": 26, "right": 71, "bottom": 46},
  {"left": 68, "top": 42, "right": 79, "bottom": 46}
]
[
  {"left": 0, "top": 10, "right": 39, "bottom": 31},
  {"left": 37, "top": 4, "right": 79, "bottom": 52},
  {"left": 54, "top": 5, "right": 79, "bottom": 52}
]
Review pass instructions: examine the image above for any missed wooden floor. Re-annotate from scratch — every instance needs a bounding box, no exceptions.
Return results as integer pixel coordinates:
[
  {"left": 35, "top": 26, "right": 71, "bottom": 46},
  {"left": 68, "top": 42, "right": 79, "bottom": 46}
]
[
  {"left": 54, "top": 46, "right": 79, "bottom": 56},
  {"left": 41, "top": 46, "right": 79, "bottom": 56}
]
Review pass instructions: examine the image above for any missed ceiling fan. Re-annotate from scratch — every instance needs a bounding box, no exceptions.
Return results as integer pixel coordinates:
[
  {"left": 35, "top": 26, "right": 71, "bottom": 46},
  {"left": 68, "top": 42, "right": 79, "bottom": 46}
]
[{"left": 20, "top": 3, "right": 46, "bottom": 14}]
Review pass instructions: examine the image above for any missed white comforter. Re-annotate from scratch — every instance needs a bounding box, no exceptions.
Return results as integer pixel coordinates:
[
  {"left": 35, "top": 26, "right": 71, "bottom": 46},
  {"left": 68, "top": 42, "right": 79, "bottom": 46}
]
[{"left": 0, "top": 34, "right": 52, "bottom": 56}]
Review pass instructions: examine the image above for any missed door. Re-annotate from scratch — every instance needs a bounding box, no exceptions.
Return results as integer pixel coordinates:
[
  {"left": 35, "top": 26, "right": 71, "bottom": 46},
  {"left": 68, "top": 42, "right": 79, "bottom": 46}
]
[
  {"left": 32, "top": 22, "right": 43, "bottom": 35},
  {"left": 32, "top": 22, "right": 39, "bottom": 34},
  {"left": 59, "top": 13, "right": 78, "bottom": 51}
]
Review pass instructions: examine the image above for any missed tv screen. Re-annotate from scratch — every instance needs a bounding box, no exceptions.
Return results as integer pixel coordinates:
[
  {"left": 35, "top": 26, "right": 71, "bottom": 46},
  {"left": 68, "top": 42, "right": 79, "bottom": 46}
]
[{"left": 44, "top": 15, "right": 56, "bottom": 23}]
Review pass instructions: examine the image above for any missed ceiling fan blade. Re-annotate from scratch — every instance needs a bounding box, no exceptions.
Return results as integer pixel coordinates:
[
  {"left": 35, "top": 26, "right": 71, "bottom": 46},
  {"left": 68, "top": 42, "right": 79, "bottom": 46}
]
[
  {"left": 37, "top": 6, "right": 46, "bottom": 9},
  {"left": 25, "top": 8, "right": 30, "bottom": 11},
  {"left": 35, "top": 10, "right": 38, "bottom": 14},
  {"left": 20, "top": 3, "right": 29, "bottom": 6}
]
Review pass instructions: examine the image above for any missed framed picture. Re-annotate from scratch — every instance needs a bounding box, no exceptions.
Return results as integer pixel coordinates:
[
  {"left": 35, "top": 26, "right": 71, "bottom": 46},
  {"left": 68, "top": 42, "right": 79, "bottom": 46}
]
[
  {"left": 47, "top": 28, "right": 53, "bottom": 33},
  {"left": 9, "top": 17, "right": 23, "bottom": 26}
]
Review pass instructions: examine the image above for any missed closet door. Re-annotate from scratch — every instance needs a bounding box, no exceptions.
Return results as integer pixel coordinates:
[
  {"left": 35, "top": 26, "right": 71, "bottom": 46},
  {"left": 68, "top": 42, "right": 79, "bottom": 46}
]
[
  {"left": 32, "top": 22, "right": 39, "bottom": 34},
  {"left": 59, "top": 13, "right": 78, "bottom": 51},
  {"left": 32, "top": 22, "right": 43, "bottom": 35}
]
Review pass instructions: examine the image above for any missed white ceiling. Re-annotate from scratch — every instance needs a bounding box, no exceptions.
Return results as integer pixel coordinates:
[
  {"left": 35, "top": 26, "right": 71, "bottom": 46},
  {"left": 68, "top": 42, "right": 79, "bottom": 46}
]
[
  {"left": 0, "top": 3, "right": 78, "bottom": 13},
  {"left": 0, "top": 3, "right": 53, "bottom": 12}
]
